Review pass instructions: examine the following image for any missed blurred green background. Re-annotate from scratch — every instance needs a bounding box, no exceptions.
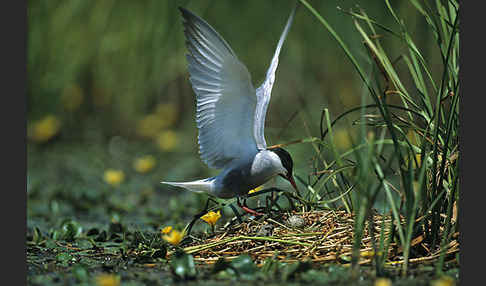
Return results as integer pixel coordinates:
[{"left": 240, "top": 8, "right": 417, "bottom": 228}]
[{"left": 27, "top": 0, "right": 442, "bottom": 228}]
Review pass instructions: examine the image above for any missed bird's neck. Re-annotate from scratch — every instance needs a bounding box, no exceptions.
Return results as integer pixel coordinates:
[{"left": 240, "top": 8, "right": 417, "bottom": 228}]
[{"left": 250, "top": 150, "right": 284, "bottom": 182}]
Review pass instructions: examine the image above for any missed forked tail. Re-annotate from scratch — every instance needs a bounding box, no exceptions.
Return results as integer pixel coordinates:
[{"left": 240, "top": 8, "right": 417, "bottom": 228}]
[{"left": 161, "top": 177, "right": 215, "bottom": 194}]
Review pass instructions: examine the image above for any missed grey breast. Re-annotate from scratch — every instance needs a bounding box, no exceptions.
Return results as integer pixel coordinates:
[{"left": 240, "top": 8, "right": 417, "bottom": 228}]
[{"left": 219, "top": 163, "right": 255, "bottom": 198}]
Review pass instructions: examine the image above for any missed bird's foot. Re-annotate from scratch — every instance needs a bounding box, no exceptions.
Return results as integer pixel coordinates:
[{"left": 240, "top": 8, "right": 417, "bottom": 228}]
[
  {"left": 237, "top": 197, "right": 264, "bottom": 216},
  {"left": 241, "top": 205, "right": 264, "bottom": 216}
]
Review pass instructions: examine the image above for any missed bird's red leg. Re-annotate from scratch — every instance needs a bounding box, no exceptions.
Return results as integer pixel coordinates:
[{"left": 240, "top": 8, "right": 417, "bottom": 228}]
[{"left": 237, "top": 197, "right": 264, "bottom": 216}]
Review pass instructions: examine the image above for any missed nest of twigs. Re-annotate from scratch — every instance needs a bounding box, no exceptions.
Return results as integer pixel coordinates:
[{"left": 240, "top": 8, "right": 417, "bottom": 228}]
[{"left": 180, "top": 210, "right": 459, "bottom": 266}]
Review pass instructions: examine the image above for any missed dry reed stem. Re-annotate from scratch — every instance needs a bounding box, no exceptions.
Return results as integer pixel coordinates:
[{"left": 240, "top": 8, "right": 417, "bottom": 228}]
[{"left": 179, "top": 210, "right": 458, "bottom": 266}]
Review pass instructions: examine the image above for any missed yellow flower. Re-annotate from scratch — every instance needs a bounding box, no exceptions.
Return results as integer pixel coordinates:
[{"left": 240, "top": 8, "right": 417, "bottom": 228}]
[
  {"left": 248, "top": 185, "right": 264, "bottom": 194},
  {"left": 200, "top": 210, "right": 221, "bottom": 227},
  {"left": 374, "top": 278, "right": 392, "bottom": 286},
  {"left": 404, "top": 153, "right": 422, "bottom": 169},
  {"left": 339, "top": 83, "right": 360, "bottom": 108},
  {"left": 162, "top": 229, "right": 185, "bottom": 246},
  {"left": 95, "top": 273, "right": 120, "bottom": 286},
  {"left": 136, "top": 104, "right": 177, "bottom": 139},
  {"left": 156, "top": 130, "right": 178, "bottom": 151},
  {"left": 133, "top": 155, "right": 156, "bottom": 173},
  {"left": 431, "top": 276, "right": 455, "bottom": 286},
  {"left": 29, "top": 115, "right": 61, "bottom": 143},
  {"left": 412, "top": 180, "right": 421, "bottom": 195},
  {"left": 406, "top": 129, "right": 420, "bottom": 146},
  {"left": 61, "top": 84, "right": 84, "bottom": 111},
  {"left": 104, "top": 169, "right": 125, "bottom": 186},
  {"left": 137, "top": 114, "right": 165, "bottom": 138},
  {"left": 155, "top": 103, "right": 178, "bottom": 128},
  {"left": 332, "top": 128, "right": 353, "bottom": 151},
  {"left": 161, "top": 226, "right": 173, "bottom": 235},
  {"left": 360, "top": 250, "right": 375, "bottom": 258}
]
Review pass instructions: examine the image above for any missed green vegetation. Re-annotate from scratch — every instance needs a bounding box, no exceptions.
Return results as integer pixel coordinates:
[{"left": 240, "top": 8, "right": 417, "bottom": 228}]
[
  {"left": 300, "top": 0, "right": 459, "bottom": 277},
  {"left": 27, "top": 0, "right": 459, "bottom": 285}
]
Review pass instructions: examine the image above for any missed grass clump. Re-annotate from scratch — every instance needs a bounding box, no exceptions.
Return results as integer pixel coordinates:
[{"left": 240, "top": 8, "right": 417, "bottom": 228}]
[{"left": 298, "top": 0, "right": 459, "bottom": 277}]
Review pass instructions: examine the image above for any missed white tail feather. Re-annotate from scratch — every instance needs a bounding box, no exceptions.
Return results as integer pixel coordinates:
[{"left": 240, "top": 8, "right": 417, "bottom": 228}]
[{"left": 161, "top": 178, "right": 214, "bottom": 194}]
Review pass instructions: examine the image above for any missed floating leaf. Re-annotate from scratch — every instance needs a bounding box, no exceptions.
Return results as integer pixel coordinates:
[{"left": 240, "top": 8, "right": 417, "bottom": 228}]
[
  {"left": 170, "top": 251, "right": 197, "bottom": 281},
  {"left": 60, "top": 219, "right": 83, "bottom": 242},
  {"left": 72, "top": 264, "right": 89, "bottom": 282},
  {"left": 230, "top": 254, "right": 258, "bottom": 280},
  {"left": 32, "top": 227, "right": 44, "bottom": 244},
  {"left": 260, "top": 257, "right": 281, "bottom": 279},
  {"left": 51, "top": 229, "right": 61, "bottom": 240},
  {"left": 281, "top": 260, "right": 312, "bottom": 281},
  {"left": 338, "top": 254, "right": 352, "bottom": 263}
]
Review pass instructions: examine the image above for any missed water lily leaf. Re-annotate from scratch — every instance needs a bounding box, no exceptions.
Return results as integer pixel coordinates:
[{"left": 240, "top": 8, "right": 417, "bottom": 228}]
[
  {"left": 301, "top": 265, "right": 350, "bottom": 283},
  {"left": 60, "top": 219, "right": 83, "bottom": 242},
  {"left": 301, "top": 269, "right": 329, "bottom": 283},
  {"left": 170, "top": 252, "right": 196, "bottom": 281},
  {"left": 51, "top": 229, "right": 61, "bottom": 240},
  {"left": 338, "top": 254, "right": 352, "bottom": 263},
  {"left": 32, "top": 227, "right": 44, "bottom": 244},
  {"left": 71, "top": 264, "right": 89, "bottom": 282},
  {"left": 281, "top": 260, "right": 312, "bottom": 281},
  {"left": 230, "top": 254, "right": 258, "bottom": 280},
  {"left": 261, "top": 257, "right": 280, "bottom": 278}
]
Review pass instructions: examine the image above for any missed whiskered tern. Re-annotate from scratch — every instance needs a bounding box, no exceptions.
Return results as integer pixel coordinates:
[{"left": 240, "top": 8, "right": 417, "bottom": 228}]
[{"left": 162, "top": 5, "right": 299, "bottom": 215}]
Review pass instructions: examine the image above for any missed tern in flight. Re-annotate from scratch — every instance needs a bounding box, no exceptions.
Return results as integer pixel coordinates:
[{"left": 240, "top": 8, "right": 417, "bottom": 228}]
[{"left": 162, "top": 5, "right": 299, "bottom": 216}]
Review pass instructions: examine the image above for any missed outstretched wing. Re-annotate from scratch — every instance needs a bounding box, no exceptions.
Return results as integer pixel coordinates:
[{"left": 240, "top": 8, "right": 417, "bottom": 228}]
[
  {"left": 180, "top": 7, "right": 258, "bottom": 169},
  {"left": 254, "top": 4, "right": 297, "bottom": 150}
]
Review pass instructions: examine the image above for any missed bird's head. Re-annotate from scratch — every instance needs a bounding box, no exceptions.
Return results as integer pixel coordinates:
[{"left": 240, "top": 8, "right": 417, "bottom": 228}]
[{"left": 269, "top": 147, "right": 299, "bottom": 192}]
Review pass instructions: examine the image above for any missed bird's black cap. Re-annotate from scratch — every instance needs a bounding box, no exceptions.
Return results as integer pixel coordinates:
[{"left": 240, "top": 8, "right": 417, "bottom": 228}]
[{"left": 270, "top": 147, "right": 293, "bottom": 175}]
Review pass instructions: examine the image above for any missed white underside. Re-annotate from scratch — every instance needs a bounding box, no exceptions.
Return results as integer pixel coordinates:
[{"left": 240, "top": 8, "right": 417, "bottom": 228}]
[{"left": 162, "top": 150, "right": 285, "bottom": 199}]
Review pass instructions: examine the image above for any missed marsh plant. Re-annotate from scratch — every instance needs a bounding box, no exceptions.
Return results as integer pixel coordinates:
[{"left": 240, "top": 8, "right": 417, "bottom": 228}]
[
  {"left": 27, "top": 0, "right": 459, "bottom": 284},
  {"left": 299, "top": 0, "right": 459, "bottom": 276}
]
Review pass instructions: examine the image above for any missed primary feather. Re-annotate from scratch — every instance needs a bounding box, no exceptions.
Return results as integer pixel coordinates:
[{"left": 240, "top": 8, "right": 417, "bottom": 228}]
[
  {"left": 180, "top": 5, "right": 296, "bottom": 169},
  {"left": 180, "top": 7, "right": 258, "bottom": 169},
  {"left": 254, "top": 5, "right": 297, "bottom": 150},
  {"left": 163, "top": 5, "right": 297, "bottom": 199}
]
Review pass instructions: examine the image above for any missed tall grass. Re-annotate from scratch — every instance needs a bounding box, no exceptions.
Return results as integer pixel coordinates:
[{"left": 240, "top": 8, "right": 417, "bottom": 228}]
[
  {"left": 27, "top": 0, "right": 459, "bottom": 277},
  {"left": 299, "top": 0, "right": 459, "bottom": 276}
]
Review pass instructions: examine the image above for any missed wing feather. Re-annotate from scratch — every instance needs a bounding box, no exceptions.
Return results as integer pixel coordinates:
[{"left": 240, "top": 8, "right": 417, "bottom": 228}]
[
  {"left": 254, "top": 4, "right": 297, "bottom": 150},
  {"left": 180, "top": 7, "right": 258, "bottom": 169}
]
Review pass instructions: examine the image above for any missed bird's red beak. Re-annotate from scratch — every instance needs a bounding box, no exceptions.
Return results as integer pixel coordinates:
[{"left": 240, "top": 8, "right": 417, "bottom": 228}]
[{"left": 280, "top": 174, "right": 299, "bottom": 193}]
